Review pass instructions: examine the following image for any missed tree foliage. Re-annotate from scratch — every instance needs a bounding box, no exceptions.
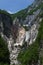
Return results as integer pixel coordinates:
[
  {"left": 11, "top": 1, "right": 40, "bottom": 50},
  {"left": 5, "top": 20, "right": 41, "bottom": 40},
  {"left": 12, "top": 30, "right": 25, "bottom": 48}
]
[{"left": 0, "top": 36, "right": 10, "bottom": 65}]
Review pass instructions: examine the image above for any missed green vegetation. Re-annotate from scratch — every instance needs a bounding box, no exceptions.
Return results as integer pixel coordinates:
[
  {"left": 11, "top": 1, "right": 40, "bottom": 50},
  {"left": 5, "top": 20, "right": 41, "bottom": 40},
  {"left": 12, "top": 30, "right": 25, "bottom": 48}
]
[
  {"left": 0, "top": 10, "right": 13, "bottom": 24},
  {"left": 0, "top": 10, "right": 11, "bottom": 17},
  {"left": 11, "top": 9, "right": 27, "bottom": 20},
  {"left": 39, "top": 12, "right": 43, "bottom": 18},
  {"left": 0, "top": 63, "right": 9, "bottom": 65},
  {"left": 18, "top": 19, "right": 43, "bottom": 65},
  {"left": 23, "top": 26, "right": 29, "bottom": 31},
  {"left": 18, "top": 41, "right": 39, "bottom": 65},
  {"left": 11, "top": 3, "right": 43, "bottom": 21},
  {"left": 0, "top": 2, "right": 43, "bottom": 65},
  {"left": 0, "top": 36, "right": 10, "bottom": 65},
  {"left": 28, "top": 3, "right": 43, "bottom": 15}
]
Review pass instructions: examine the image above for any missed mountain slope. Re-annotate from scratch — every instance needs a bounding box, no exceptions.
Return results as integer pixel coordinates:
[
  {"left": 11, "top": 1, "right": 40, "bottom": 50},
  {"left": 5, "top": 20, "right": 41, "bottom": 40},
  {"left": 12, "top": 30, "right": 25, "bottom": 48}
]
[
  {"left": 18, "top": 19, "right": 43, "bottom": 65},
  {"left": 0, "top": 0, "right": 43, "bottom": 65},
  {"left": 11, "top": 0, "right": 43, "bottom": 20},
  {"left": 0, "top": 36, "right": 10, "bottom": 65},
  {"left": 0, "top": 10, "right": 12, "bottom": 38}
]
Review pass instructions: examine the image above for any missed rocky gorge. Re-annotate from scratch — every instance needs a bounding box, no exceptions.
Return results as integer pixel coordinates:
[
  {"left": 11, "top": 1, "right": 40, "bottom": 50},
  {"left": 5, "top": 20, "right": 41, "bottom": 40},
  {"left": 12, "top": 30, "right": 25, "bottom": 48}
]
[{"left": 0, "top": 0, "right": 43, "bottom": 65}]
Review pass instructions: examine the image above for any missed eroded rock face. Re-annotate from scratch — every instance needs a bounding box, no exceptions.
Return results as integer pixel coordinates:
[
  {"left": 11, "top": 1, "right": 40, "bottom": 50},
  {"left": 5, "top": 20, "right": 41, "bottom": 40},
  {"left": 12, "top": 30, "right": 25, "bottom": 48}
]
[
  {"left": 0, "top": 13, "right": 12, "bottom": 38},
  {"left": 0, "top": 0, "right": 43, "bottom": 64},
  {"left": 9, "top": 27, "right": 26, "bottom": 65}
]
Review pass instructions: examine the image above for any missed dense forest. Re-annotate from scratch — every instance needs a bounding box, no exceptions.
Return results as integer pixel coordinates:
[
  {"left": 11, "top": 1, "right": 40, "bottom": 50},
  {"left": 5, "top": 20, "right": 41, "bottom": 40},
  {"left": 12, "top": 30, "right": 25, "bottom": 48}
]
[{"left": 0, "top": 36, "right": 10, "bottom": 65}]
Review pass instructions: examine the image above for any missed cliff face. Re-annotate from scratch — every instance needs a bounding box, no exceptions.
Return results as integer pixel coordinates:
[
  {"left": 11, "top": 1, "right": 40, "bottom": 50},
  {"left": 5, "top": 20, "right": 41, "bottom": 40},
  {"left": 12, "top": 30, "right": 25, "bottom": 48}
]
[
  {"left": 0, "top": 0, "right": 43, "bottom": 65},
  {"left": 0, "top": 10, "right": 12, "bottom": 38},
  {"left": 12, "top": 0, "right": 43, "bottom": 65}
]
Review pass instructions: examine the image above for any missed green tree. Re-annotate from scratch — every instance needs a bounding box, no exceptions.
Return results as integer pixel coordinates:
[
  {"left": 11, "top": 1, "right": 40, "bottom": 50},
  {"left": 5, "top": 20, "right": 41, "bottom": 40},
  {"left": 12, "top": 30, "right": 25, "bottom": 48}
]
[{"left": 0, "top": 36, "right": 10, "bottom": 65}]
